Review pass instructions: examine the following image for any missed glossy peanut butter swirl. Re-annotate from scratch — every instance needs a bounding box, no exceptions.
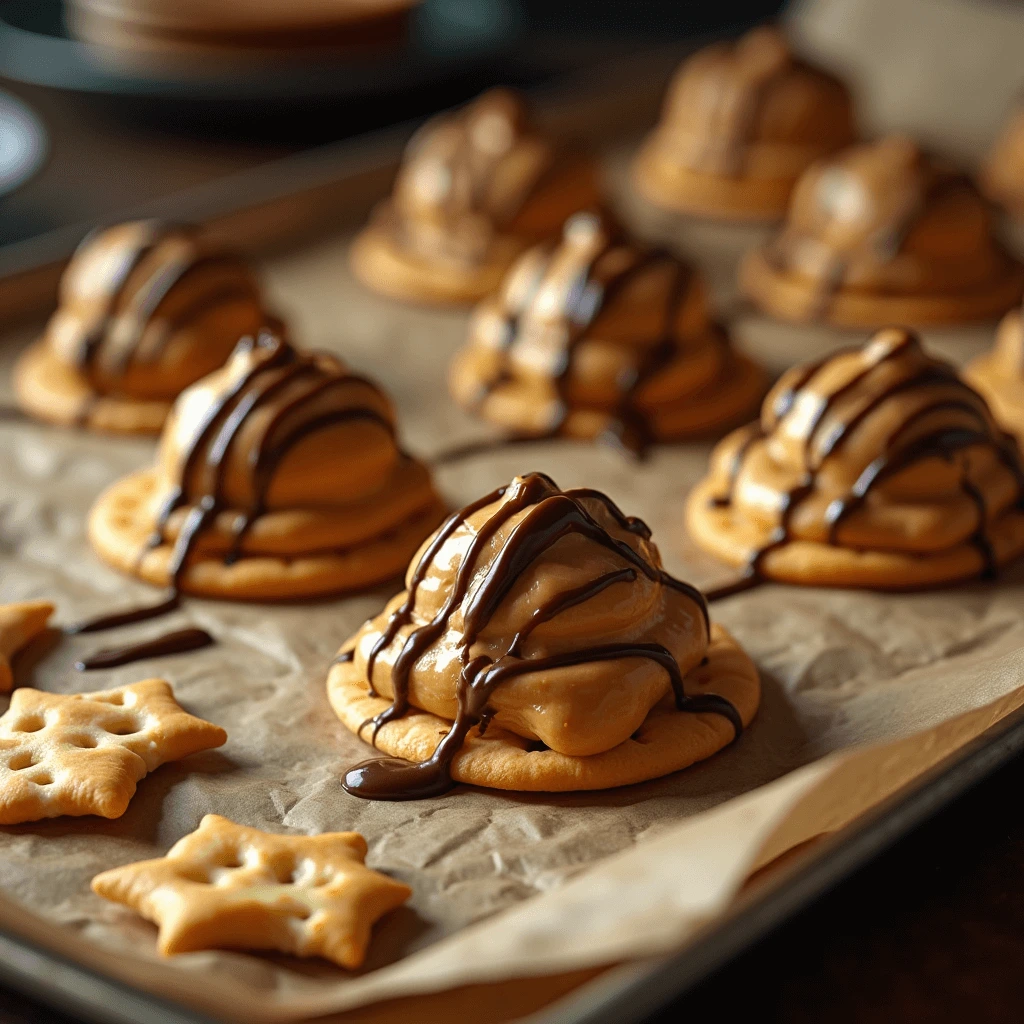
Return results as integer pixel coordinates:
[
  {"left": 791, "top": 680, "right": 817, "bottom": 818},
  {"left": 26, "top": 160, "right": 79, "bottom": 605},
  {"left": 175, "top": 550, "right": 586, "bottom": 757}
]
[
  {"left": 694, "top": 328, "right": 1024, "bottom": 593},
  {"left": 44, "top": 220, "right": 264, "bottom": 411},
  {"left": 644, "top": 26, "right": 854, "bottom": 179},
  {"left": 339, "top": 472, "right": 740, "bottom": 800},
  {"left": 761, "top": 137, "right": 1012, "bottom": 316},
  {"left": 450, "top": 211, "right": 763, "bottom": 454},
  {"left": 75, "top": 327, "right": 439, "bottom": 630},
  {"left": 379, "top": 89, "right": 563, "bottom": 269}
]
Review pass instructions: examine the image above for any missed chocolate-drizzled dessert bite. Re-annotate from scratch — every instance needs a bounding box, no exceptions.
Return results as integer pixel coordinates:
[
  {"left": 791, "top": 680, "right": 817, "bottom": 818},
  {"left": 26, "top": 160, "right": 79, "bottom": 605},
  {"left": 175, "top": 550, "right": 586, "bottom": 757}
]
[
  {"left": 687, "top": 328, "right": 1024, "bottom": 591},
  {"left": 15, "top": 222, "right": 268, "bottom": 434},
  {"left": 87, "top": 326, "right": 445, "bottom": 604},
  {"left": 631, "top": 26, "right": 856, "bottom": 222},
  {"left": 981, "top": 104, "right": 1024, "bottom": 216},
  {"left": 350, "top": 89, "right": 600, "bottom": 306},
  {"left": 328, "top": 473, "right": 759, "bottom": 799},
  {"left": 448, "top": 211, "right": 767, "bottom": 454},
  {"left": 741, "top": 137, "right": 1024, "bottom": 327},
  {"left": 966, "top": 301, "right": 1024, "bottom": 448}
]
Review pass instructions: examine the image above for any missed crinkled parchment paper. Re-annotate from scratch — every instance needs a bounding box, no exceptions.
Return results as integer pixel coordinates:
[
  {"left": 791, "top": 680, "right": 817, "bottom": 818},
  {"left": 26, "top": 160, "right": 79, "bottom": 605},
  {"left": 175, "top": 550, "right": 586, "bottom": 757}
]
[{"left": 2, "top": 1, "right": 1024, "bottom": 1019}]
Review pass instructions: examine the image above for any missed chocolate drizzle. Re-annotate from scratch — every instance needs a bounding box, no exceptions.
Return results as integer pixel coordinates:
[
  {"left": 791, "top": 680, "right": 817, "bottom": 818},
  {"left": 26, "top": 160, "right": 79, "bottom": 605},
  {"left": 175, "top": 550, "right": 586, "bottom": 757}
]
[
  {"left": 69, "top": 222, "right": 261, "bottom": 391},
  {"left": 705, "top": 329, "right": 1024, "bottom": 593},
  {"left": 343, "top": 472, "right": 735, "bottom": 801},
  {"left": 71, "top": 327, "right": 398, "bottom": 635},
  {"left": 463, "top": 212, "right": 730, "bottom": 458},
  {"left": 75, "top": 627, "right": 213, "bottom": 670}
]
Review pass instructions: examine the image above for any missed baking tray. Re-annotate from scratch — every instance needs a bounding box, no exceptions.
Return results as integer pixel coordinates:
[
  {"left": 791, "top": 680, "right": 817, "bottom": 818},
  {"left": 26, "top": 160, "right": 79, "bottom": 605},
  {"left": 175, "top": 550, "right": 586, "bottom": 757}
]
[
  {"left": 2, "top": 41, "right": 1024, "bottom": 1024},
  {"left": 0, "top": 703, "right": 1021, "bottom": 1024}
]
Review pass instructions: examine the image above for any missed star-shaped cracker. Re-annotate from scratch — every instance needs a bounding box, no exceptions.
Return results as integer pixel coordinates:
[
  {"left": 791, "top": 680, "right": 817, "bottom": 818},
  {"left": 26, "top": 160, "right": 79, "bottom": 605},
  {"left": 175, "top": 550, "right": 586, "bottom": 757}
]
[
  {"left": 92, "top": 814, "right": 412, "bottom": 969},
  {"left": 0, "top": 678, "right": 226, "bottom": 824},
  {"left": 0, "top": 601, "right": 54, "bottom": 692}
]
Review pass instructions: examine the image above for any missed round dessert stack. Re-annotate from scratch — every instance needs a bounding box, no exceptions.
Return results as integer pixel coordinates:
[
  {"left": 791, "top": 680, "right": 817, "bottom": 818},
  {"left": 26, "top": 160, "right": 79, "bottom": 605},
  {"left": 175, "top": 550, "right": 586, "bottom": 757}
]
[
  {"left": 351, "top": 89, "right": 601, "bottom": 306},
  {"left": 965, "top": 300, "right": 1024, "bottom": 448},
  {"left": 449, "top": 210, "right": 768, "bottom": 453},
  {"left": 631, "top": 25, "right": 857, "bottom": 221},
  {"left": 741, "top": 136, "right": 1024, "bottom": 327},
  {"left": 88, "top": 325, "right": 445, "bottom": 600},
  {"left": 329, "top": 472, "right": 759, "bottom": 799},
  {"left": 14, "top": 222, "right": 268, "bottom": 435},
  {"left": 687, "top": 327, "right": 1024, "bottom": 590}
]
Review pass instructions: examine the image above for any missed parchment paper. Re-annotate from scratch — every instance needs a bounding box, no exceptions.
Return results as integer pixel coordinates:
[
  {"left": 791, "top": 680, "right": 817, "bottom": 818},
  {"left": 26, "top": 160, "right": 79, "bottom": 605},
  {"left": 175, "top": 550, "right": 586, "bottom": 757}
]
[{"left": 2, "top": 1, "right": 1024, "bottom": 1020}]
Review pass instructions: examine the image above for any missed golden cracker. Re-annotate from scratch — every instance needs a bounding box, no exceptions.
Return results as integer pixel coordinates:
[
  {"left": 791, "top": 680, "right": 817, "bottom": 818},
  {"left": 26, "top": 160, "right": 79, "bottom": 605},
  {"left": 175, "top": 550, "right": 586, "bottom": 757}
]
[
  {"left": 327, "top": 624, "right": 760, "bottom": 793},
  {"left": 0, "top": 601, "right": 54, "bottom": 693},
  {"left": 0, "top": 679, "right": 226, "bottom": 823},
  {"left": 14, "top": 342, "right": 171, "bottom": 436},
  {"left": 92, "top": 814, "right": 411, "bottom": 968},
  {"left": 88, "top": 468, "right": 448, "bottom": 601}
]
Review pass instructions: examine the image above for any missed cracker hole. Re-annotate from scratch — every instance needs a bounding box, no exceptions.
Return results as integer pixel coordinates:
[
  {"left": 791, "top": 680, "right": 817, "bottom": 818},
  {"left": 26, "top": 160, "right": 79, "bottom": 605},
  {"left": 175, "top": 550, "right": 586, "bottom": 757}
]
[
  {"left": 30, "top": 772, "right": 53, "bottom": 786},
  {"left": 7, "top": 752, "right": 36, "bottom": 771},
  {"left": 94, "top": 693, "right": 124, "bottom": 706},
  {"left": 12, "top": 716, "right": 44, "bottom": 734},
  {"left": 104, "top": 719, "right": 139, "bottom": 736},
  {"left": 67, "top": 735, "right": 98, "bottom": 749}
]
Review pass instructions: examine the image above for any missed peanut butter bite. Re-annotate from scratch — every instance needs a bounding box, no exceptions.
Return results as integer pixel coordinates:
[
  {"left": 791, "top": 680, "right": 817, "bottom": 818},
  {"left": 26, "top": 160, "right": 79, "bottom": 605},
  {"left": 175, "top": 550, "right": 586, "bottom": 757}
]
[
  {"left": 966, "top": 301, "right": 1024, "bottom": 449},
  {"left": 631, "top": 26, "right": 856, "bottom": 222},
  {"left": 15, "top": 221, "right": 268, "bottom": 434},
  {"left": 88, "top": 327, "right": 445, "bottom": 601},
  {"left": 687, "top": 328, "right": 1024, "bottom": 591},
  {"left": 449, "top": 211, "right": 768, "bottom": 453},
  {"left": 328, "top": 473, "right": 759, "bottom": 799},
  {"left": 741, "top": 137, "right": 1024, "bottom": 327},
  {"left": 350, "top": 89, "right": 601, "bottom": 306}
]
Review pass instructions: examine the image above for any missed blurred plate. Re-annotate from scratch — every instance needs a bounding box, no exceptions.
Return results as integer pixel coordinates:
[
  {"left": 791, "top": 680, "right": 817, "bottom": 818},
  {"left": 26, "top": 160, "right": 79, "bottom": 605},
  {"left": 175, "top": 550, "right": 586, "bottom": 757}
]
[
  {"left": 0, "top": 88, "right": 45, "bottom": 195},
  {"left": 0, "top": 0, "right": 527, "bottom": 101}
]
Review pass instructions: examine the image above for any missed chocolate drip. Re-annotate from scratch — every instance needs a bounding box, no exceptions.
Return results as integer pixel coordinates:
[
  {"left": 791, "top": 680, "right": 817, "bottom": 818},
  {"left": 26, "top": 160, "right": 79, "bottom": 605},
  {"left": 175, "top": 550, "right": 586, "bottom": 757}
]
[
  {"left": 75, "top": 628, "right": 213, "bottom": 670},
  {"left": 709, "top": 333, "right": 1024, "bottom": 587},
  {"left": 66, "top": 593, "right": 181, "bottom": 635},
  {"left": 344, "top": 473, "right": 732, "bottom": 801}
]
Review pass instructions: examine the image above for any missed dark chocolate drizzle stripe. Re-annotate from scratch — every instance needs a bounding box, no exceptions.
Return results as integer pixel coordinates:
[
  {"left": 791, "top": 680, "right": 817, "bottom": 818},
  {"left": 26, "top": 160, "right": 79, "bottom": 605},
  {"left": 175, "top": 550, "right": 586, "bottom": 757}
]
[
  {"left": 69, "top": 331, "right": 397, "bottom": 634},
  {"left": 71, "top": 223, "right": 260, "bottom": 383},
  {"left": 76, "top": 628, "right": 213, "bottom": 670},
  {"left": 344, "top": 472, "right": 729, "bottom": 801},
  {"left": 466, "top": 218, "right": 708, "bottom": 457},
  {"left": 705, "top": 331, "right": 1024, "bottom": 598}
]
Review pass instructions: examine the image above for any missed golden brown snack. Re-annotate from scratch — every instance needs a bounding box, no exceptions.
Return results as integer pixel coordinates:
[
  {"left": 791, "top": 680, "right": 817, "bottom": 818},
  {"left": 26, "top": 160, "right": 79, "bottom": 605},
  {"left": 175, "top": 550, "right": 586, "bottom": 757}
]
[
  {"left": 449, "top": 211, "right": 767, "bottom": 453},
  {"left": 686, "top": 328, "right": 1024, "bottom": 591},
  {"left": 0, "top": 679, "right": 226, "bottom": 824},
  {"left": 88, "top": 326, "right": 445, "bottom": 602},
  {"left": 92, "top": 814, "right": 411, "bottom": 968},
  {"left": 0, "top": 601, "right": 54, "bottom": 692},
  {"left": 966, "top": 302, "right": 1024, "bottom": 448},
  {"left": 741, "top": 136, "right": 1024, "bottom": 327},
  {"left": 351, "top": 89, "right": 601, "bottom": 306},
  {"left": 328, "top": 473, "right": 759, "bottom": 798},
  {"left": 631, "top": 25, "right": 856, "bottom": 221},
  {"left": 14, "top": 221, "right": 268, "bottom": 435},
  {"left": 981, "top": 104, "right": 1024, "bottom": 216}
]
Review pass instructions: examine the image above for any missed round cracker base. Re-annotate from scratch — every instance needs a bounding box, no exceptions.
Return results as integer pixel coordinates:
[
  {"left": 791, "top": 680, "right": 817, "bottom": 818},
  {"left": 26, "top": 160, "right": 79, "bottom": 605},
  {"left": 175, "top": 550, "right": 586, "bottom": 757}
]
[
  {"left": 631, "top": 147, "right": 793, "bottom": 223},
  {"left": 88, "top": 468, "right": 448, "bottom": 600},
  {"left": 14, "top": 342, "right": 170, "bottom": 436},
  {"left": 327, "top": 624, "right": 760, "bottom": 793},
  {"left": 349, "top": 225, "right": 514, "bottom": 308},
  {"left": 740, "top": 247, "right": 1024, "bottom": 328},
  {"left": 686, "top": 476, "right": 1024, "bottom": 589}
]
